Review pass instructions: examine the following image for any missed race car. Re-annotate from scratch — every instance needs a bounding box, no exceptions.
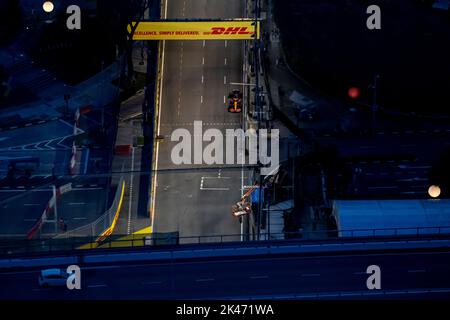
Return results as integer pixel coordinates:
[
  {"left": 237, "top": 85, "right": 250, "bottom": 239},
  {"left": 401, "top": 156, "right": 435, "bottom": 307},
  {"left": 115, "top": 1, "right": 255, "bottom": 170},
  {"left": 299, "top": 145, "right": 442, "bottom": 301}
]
[{"left": 227, "top": 89, "right": 243, "bottom": 113}]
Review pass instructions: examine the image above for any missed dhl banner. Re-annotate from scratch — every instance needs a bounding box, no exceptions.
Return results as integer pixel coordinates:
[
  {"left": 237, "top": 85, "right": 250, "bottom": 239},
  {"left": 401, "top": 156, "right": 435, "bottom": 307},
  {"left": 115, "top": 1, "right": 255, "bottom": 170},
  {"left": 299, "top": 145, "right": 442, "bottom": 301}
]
[{"left": 129, "top": 20, "right": 260, "bottom": 40}]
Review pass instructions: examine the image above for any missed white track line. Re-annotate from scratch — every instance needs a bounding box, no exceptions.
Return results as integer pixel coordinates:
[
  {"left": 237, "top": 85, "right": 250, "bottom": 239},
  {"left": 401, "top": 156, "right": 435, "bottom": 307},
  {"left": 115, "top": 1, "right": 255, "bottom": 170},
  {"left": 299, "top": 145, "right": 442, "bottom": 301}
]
[
  {"left": 127, "top": 147, "right": 135, "bottom": 235},
  {"left": 151, "top": 0, "right": 168, "bottom": 230}
]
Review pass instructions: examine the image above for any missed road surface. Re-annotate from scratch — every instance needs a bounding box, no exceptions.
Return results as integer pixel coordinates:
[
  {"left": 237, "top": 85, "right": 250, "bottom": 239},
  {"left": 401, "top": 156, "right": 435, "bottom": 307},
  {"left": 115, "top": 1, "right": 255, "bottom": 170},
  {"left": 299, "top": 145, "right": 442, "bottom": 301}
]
[
  {"left": 0, "top": 186, "right": 107, "bottom": 235},
  {"left": 153, "top": 0, "right": 249, "bottom": 239},
  {"left": 1, "top": 250, "right": 450, "bottom": 299}
]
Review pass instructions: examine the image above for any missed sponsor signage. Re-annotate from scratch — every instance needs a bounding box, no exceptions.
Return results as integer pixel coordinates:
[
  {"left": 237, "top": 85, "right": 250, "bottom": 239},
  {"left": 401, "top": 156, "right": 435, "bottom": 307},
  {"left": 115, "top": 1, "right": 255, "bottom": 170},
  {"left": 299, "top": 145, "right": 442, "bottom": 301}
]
[{"left": 130, "top": 20, "right": 260, "bottom": 40}]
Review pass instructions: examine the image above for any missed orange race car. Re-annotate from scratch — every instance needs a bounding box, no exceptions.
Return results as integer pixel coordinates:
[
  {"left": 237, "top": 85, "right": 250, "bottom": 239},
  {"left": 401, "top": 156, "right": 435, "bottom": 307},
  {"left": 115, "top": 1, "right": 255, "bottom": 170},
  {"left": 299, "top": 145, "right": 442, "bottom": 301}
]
[{"left": 227, "top": 89, "right": 243, "bottom": 113}]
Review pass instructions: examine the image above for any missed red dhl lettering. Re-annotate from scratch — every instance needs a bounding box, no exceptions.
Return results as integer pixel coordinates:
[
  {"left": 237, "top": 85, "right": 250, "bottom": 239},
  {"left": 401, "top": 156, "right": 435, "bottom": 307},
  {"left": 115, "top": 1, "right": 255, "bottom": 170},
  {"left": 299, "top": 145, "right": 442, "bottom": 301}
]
[{"left": 210, "top": 27, "right": 253, "bottom": 35}]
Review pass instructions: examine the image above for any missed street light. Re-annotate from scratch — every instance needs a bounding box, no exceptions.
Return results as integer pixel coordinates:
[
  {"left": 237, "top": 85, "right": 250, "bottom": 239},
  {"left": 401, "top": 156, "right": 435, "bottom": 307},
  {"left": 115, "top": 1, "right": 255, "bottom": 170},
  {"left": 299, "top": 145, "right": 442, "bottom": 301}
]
[
  {"left": 42, "top": 1, "right": 54, "bottom": 13},
  {"left": 428, "top": 185, "right": 441, "bottom": 198}
]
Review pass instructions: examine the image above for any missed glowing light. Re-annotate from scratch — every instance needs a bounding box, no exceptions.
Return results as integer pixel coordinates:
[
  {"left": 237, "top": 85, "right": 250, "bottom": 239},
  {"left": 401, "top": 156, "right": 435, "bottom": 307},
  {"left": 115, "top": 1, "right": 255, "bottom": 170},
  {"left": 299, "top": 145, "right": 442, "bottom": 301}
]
[
  {"left": 428, "top": 185, "right": 441, "bottom": 198},
  {"left": 348, "top": 87, "right": 360, "bottom": 99},
  {"left": 42, "top": 1, "right": 54, "bottom": 13}
]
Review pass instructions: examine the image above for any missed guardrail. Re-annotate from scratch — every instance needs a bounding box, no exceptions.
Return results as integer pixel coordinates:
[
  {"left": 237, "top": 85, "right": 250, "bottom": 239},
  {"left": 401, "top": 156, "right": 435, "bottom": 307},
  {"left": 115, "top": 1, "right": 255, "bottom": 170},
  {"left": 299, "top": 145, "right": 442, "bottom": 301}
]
[
  {"left": 2, "top": 225, "right": 450, "bottom": 256},
  {"left": 53, "top": 177, "right": 125, "bottom": 239}
]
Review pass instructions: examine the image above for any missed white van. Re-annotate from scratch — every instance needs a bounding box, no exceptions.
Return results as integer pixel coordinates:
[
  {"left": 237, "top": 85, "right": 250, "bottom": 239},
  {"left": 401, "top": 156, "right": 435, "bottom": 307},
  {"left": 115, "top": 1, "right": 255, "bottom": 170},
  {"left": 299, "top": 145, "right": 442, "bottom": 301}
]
[{"left": 38, "top": 268, "right": 69, "bottom": 287}]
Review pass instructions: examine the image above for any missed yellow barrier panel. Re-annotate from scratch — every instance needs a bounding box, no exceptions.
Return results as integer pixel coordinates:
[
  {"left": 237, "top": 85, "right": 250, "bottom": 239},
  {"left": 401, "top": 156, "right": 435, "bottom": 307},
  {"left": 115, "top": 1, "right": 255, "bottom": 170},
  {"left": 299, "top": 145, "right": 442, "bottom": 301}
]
[
  {"left": 96, "top": 180, "right": 126, "bottom": 243},
  {"left": 96, "top": 227, "right": 154, "bottom": 249},
  {"left": 78, "top": 227, "right": 153, "bottom": 250},
  {"left": 129, "top": 20, "right": 260, "bottom": 40},
  {"left": 76, "top": 180, "right": 126, "bottom": 249}
]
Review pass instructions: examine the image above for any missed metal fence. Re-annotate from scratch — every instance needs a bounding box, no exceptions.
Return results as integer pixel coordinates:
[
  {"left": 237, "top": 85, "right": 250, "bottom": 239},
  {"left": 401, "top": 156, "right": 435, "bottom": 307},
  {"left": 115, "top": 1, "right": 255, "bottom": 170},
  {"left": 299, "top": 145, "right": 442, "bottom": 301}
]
[
  {"left": 53, "top": 177, "right": 125, "bottom": 239},
  {"left": 2, "top": 225, "right": 450, "bottom": 256}
]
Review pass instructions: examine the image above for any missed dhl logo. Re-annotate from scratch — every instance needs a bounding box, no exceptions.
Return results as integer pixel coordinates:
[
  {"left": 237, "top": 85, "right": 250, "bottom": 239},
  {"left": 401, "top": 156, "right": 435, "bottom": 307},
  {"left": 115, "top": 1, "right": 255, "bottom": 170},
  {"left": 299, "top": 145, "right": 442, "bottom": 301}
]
[
  {"left": 208, "top": 27, "right": 254, "bottom": 35},
  {"left": 131, "top": 21, "right": 259, "bottom": 40}
]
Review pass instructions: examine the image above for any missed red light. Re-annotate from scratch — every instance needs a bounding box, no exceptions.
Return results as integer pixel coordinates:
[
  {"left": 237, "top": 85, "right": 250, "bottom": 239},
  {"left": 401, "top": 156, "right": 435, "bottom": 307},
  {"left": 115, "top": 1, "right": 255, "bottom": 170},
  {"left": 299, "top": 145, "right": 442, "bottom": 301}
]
[{"left": 348, "top": 87, "right": 360, "bottom": 99}]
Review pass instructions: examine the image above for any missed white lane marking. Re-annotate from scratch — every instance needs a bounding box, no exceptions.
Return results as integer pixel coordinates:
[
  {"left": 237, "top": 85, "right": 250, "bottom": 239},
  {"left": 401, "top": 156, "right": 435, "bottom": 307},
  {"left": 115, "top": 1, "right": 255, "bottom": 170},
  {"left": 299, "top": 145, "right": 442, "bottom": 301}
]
[
  {"left": 142, "top": 281, "right": 163, "bottom": 285},
  {"left": 68, "top": 202, "right": 86, "bottom": 205},
  {"left": 200, "top": 176, "right": 231, "bottom": 191},
  {"left": 201, "top": 176, "right": 230, "bottom": 179},
  {"left": 202, "top": 57, "right": 205, "bottom": 65},
  {"left": 201, "top": 95, "right": 203, "bottom": 104},
  {"left": 340, "top": 292, "right": 361, "bottom": 297},
  {"left": 88, "top": 284, "right": 107, "bottom": 288},
  {"left": 203, "top": 40, "right": 205, "bottom": 47},
  {"left": 201, "top": 75, "right": 204, "bottom": 84},
  {"left": 24, "top": 203, "right": 40, "bottom": 206},
  {"left": 368, "top": 186, "right": 398, "bottom": 190},
  {"left": 224, "top": 58, "right": 227, "bottom": 65},
  {"left": 224, "top": 95, "right": 226, "bottom": 104},
  {"left": 128, "top": 147, "right": 135, "bottom": 235},
  {"left": 164, "top": 0, "right": 168, "bottom": 19},
  {"left": 0, "top": 187, "right": 103, "bottom": 193},
  {"left": 301, "top": 273, "right": 321, "bottom": 277},
  {"left": 397, "top": 177, "right": 428, "bottom": 182},
  {"left": 275, "top": 288, "right": 450, "bottom": 299},
  {"left": 72, "top": 217, "right": 87, "bottom": 220},
  {"left": 249, "top": 275, "right": 268, "bottom": 279},
  {"left": 32, "top": 288, "right": 50, "bottom": 292},
  {"left": 225, "top": 40, "right": 227, "bottom": 47},
  {"left": 151, "top": 0, "right": 168, "bottom": 230},
  {"left": 0, "top": 134, "right": 75, "bottom": 152},
  {"left": 58, "top": 118, "right": 76, "bottom": 129},
  {"left": 196, "top": 278, "right": 215, "bottom": 282},
  {"left": 83, "top": 266, "right": 120, "bottom": 270},
  {"left": 398, "top": 165, "right": 431, "bottom": 170},
  {"left": 240, "top": 51, "right": 246, "bottom": 242},
  {"left": 224, "top": 76, "right": 227, "bottom": 84}
]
